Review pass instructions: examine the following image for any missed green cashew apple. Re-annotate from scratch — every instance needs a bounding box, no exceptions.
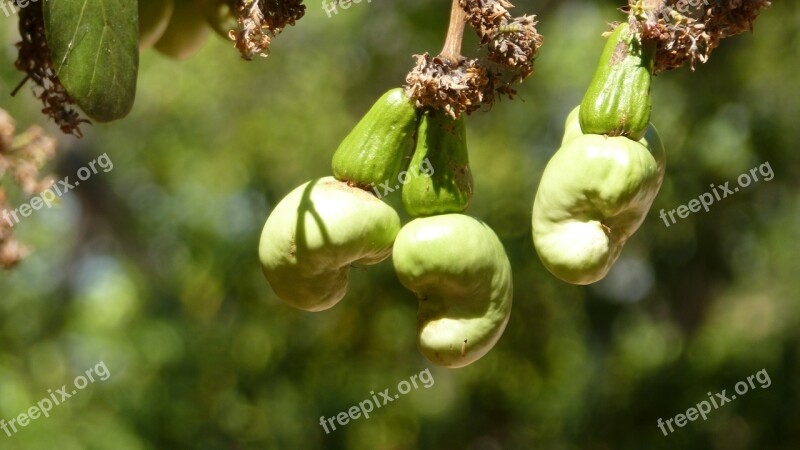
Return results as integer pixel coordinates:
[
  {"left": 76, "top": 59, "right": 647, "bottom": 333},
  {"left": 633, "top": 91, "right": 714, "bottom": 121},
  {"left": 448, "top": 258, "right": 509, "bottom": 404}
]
[
  {"left": 579, "top": 23, "right": 655, "bottom": 141},
  {"left": 139, "top": 0, "right": 174, "bottom": 50},
  {"left": 332, "top": 88, "right": 419, "bottom": 189},
  {"left": 532, "top": 110, "right": 665, "bottom": 285},
  {"left": 393, "top": 214, "right": 512, "bottom": 368},
  {"left": 259, "top": 177, "right": 401, "bottom": 311},
  {"left": 402, "top": 111, "right": 473, "bottom": 217},
  {"left": 154, "top": 0, "right": 212, "bottom": 60}
]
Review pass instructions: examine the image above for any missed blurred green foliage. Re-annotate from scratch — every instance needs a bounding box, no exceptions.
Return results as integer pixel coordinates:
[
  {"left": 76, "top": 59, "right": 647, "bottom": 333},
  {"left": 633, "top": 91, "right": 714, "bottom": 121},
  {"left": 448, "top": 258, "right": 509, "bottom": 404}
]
[{"left": 0, "top": 1, "right": 798, "bottom": 449}]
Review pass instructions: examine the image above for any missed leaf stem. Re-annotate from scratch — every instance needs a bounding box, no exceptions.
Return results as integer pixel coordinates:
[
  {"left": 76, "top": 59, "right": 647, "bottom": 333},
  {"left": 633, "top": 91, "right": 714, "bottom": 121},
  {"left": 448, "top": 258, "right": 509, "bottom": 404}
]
[{"left": 439, "top": 0, "right": 466, "bottom": 62}]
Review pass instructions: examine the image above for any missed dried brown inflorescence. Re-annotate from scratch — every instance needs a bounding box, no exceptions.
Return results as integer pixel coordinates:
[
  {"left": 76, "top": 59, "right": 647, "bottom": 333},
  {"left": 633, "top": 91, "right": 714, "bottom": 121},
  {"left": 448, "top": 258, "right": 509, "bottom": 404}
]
[
  {"left": 14, "top": 2, "right": 88, "bottom": 138},
  {"left": 461, "top": 0, "right": 543, "bottom": 82},
  {"left": 406, "top": 0, "right": 543, "bottom": 119},
  {"left": 488, "top": 15, "right": 543, "bottom": 82},
  {"left": 404, "top": 54, "right": 492, "bottom": 119},
  {"left": 0, "top": 110, "right": 57, "bottom": 270},
  {"left": 231, "top": 0, "right": 306, "bottom": 60},
  {"left": 633, "top": 0, "right": 772, "bottom": 73},
  {"left": 461, "top": 0, "right": 514, "bottom": 42}
]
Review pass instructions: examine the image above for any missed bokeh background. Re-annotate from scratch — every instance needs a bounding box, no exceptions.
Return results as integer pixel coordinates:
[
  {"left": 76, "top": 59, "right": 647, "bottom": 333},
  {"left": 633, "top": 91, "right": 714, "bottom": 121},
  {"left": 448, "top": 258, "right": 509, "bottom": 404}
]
[{"left": 1, "top": 0, "right": 798, "bottom": 449}]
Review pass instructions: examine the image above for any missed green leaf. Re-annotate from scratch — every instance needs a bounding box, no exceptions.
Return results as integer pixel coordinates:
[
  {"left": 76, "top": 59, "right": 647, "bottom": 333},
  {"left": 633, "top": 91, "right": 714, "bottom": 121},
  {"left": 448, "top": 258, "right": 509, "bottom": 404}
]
[{"left": 43, "top": 0, "right": 139, "bottom": 123}]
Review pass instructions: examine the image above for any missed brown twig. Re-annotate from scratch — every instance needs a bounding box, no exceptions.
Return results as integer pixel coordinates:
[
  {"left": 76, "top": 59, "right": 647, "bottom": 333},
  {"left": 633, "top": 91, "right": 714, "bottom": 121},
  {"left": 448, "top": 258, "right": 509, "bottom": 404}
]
[
  {"left": 10, "top": 76, "right": 30, "bottom": 97},
  {"left": 440, "top": 0, "right": 467, "bottom": 62}
]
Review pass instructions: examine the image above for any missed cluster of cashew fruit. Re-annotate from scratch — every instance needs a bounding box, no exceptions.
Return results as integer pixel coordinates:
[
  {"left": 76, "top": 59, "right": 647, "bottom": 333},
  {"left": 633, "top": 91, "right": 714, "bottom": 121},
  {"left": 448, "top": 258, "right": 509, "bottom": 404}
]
[
  {"left": 138, "top": 0, "right": 235, "bottom": 59},
  {"left": 532, "top": 23, "right": 666, "bottom": 285},
  {"left": 259, "top": 89, "right": 513, "bottom": 368}
]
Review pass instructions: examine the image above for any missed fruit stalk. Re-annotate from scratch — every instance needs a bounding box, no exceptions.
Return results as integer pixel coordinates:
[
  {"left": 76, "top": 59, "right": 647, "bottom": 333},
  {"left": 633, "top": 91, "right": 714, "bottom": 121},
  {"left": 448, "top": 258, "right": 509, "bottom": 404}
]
[{"left": 440, "top": 0, "right": 467, "bottom": 62}]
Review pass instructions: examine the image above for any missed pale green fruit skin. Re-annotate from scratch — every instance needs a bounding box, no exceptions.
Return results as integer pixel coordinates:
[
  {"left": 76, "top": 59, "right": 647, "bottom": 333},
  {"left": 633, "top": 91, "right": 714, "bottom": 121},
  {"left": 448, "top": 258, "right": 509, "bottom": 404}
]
[
  {"left": 532, "top": 123, "right": 665, "bottom": 285},
  {"left": 139, "top": 0, "right": 174, "bottom": 50},
  {"left": 259, "top": 177, "right": 401, "bottom": 312},
  {"left": 393, "top": 214, "right": 512, "bottom": 368},
  {"left": 154, "top": 0, "right": 211, "bottom": 60},
  {"left": 561, "top": 105, "right": 583, "bottom": 145}
]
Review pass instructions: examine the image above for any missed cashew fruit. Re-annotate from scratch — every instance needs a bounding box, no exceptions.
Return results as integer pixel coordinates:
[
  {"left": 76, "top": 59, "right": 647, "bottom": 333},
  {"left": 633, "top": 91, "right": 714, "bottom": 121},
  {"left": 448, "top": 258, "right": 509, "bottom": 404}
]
[
  {"left": 154, "top": 0, "right": 211, "bottom": 60},
  {"left": 393, "top": 214, "right": 512, "bottom": 368},
  {"left": 259, "top": 177, "right": 401, "bottom": 311},
  {"left": 561, "top": 105, "right": 583, "bottom": 145},
  {"left": 195, "top": 0, "right": 237, "bottom": 39},
  {"left": 579, "top": 23, "right": 655, "bottom": 141},
  {"left": 532, "top": 112, "right": 665, "bottom": 285},
  {"left": 401, "top": 111, "right": 473, "bottom": 217},
  {"left": 139, "top": 0, "right": 174, "bottom": 50},
  {"left": 332, "top": 88, "right": 419, "bottom": 189}
]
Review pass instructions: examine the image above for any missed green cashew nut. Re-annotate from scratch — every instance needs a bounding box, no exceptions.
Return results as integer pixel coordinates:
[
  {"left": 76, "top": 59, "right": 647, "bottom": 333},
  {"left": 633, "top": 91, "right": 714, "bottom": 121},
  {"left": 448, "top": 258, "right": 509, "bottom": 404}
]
[
  {"left": 579, "top": 23, "right": 655, "bottom": 141},
  {"left": 532, "top": 108, "right": 665, "bottom": 285},
  {"left": 332, "top": 88, "right": 419, "bottom": 189},
  {"left": 259, "top": 177, "right": 401, "bottom": 311},
  {"left": 393, "top": 214, "right": 512, "bottom": 368},
  {"left": 401, "top": 111, "right": 473, "bottom": 217}
]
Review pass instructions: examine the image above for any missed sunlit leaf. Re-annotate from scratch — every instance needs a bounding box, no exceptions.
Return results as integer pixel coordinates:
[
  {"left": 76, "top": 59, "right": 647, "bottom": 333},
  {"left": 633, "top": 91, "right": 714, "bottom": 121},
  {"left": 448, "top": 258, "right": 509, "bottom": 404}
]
[{"left": 43, "top": 0, "right": 139, "bottom": 122}]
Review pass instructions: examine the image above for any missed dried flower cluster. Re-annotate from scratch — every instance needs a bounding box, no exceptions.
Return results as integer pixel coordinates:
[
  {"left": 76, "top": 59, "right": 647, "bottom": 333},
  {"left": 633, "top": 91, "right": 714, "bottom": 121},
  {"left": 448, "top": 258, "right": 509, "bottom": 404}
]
[
  {"left": 405, "top": 0, "right": 543, "bottom": 118},
  {"left": 487, "top": 15, "right": 543, "bottom": 82},
  {"left": 632, "top": 0, "right": 771, "bottom": 73},
  {"left": 231, "top": 0, "right": 306, "bottom": 60},
  {"left": 0, "top": 110, "right": 57, "bottom": 270},
  {"left": 15, "top": 2, "right": 88, "bottom": 138},
  {"left": 461, "top": 0, "right": 543, "bottom": 82},
  {"left": 404, "top": 54, "right": 492, "bottom": 118}
]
